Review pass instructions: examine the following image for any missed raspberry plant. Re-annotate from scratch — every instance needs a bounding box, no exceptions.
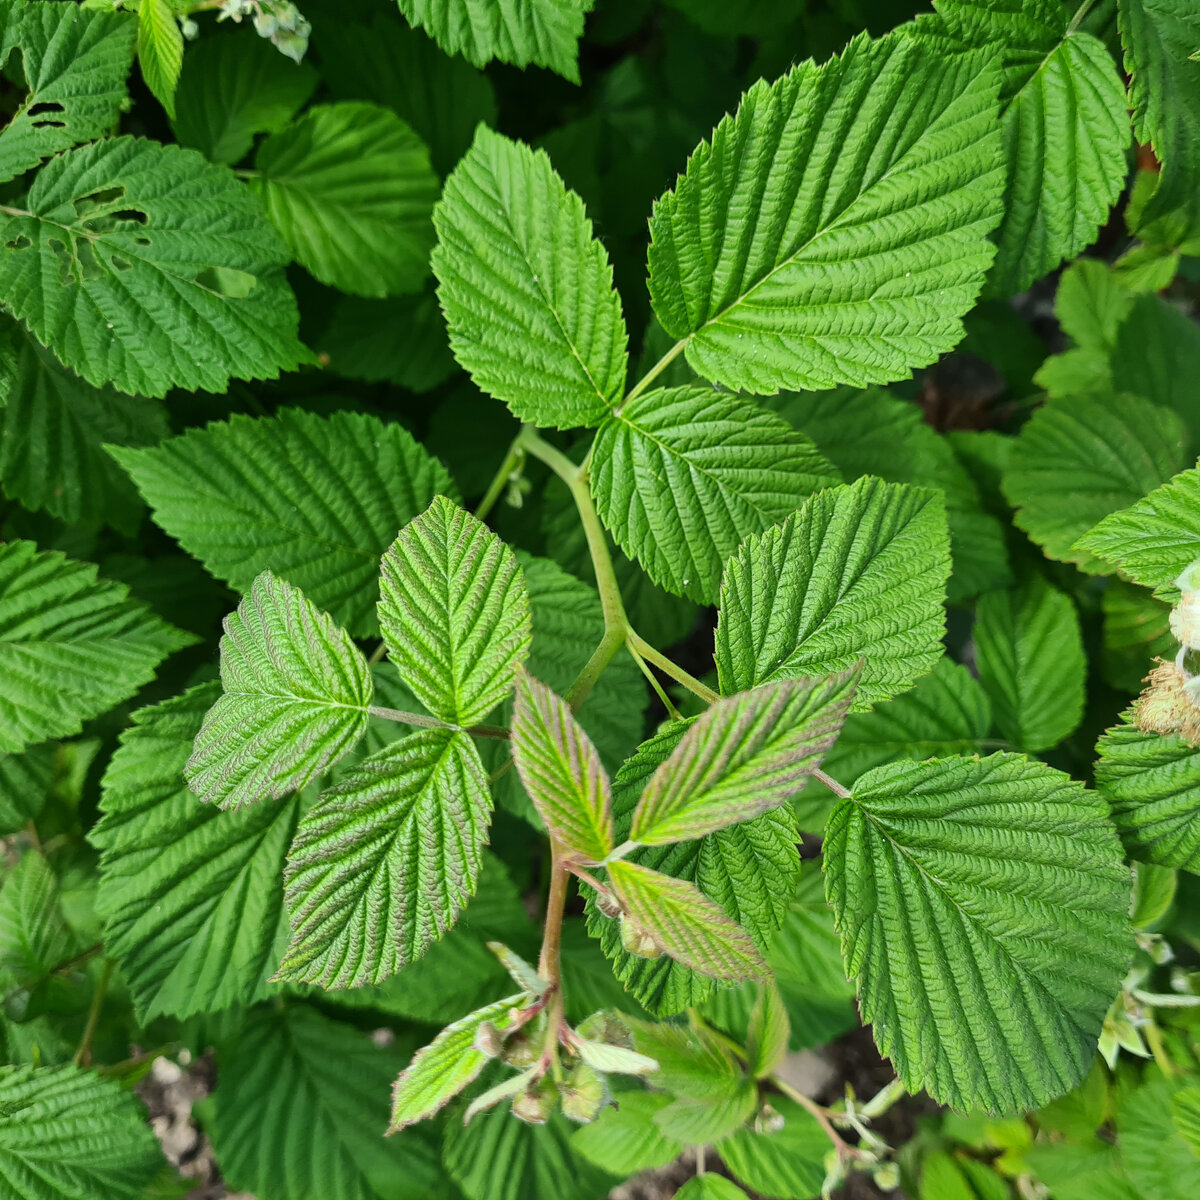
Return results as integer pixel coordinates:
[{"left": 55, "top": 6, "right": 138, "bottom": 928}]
[{"left": 1, "top": 2, "right": 1200, "bottom": 1199}]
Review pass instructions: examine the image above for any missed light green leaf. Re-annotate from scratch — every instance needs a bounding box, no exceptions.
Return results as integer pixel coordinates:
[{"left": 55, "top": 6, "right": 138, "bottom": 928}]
[
  {"left": 608, "top": 859, "right": 768, "bottom": 984},
  {"left": 1118, "top": 1077, "right": 1200, "bottom": 1199},
  {"left": 212, "top": 1005, "right": 443, "bottom": 1200},
  {"left": 389, "top": 992, "right": 530, "bottom": 1130},
  {"left": 0, "top": 1063, "right": 165, "bottom": 1199},
  {"left": 571, "top": 1036, "right": 657, "bottom": 1076},
  {"left": 172, "top": 28, "right": 317, "bottom": 165},
  {"left": 396, "top": 0, "right": 592, "bottom": 83},
  {"left": 974, "top": 576, "right": 1086, "bottom": 752},
  {"left": 433, "top": 126, "right": 628, "bottom": 430},
  {"left": 511, "top": 666, "right": 612, "bottom": 863},
  {"left": 1004, "top": 393, "right": 1187, "bottom": 571},
  {"left": 715, "top": 476, "right": 951, "bottom": 709},
  {"left": 0, "top": 0, "right": 136, "bottom": 184},
  {"left": 718, "top": 1098, "right": 827, "bottom": 1200},
  {"left": 111, "top": 408, "right": 455, "bottom": 636},
  {"left": 647, "top": 33, "right": 1003, "bottom": 394},
  {"left": 1172, "top": 1087, "right": 1200, "bottom": 1157},
  {"left": 137, "top": 0, "right": 182, "bottom": 118},
  {"left": 251, "top": 102, "right": 439, "bottom": 298},
  {"left": 186, "top": 573, "right": 373, "bottom": 811},
  {"left": 825, "top": 753, "right": 1132, "bottom": 1113},
  {"left": 631, "top": 670, "right": 858, "bottom": 845},
  {"left": 571, "top": 1092, "right": 684, "bottom": 1175},
  {"left": 1096, "top": 710, "right": 1200, "bottom": 873},
  {"left": 0, "top": 136, "right": 310, "bottom": 397},
  {"left": 746, "top": 982, "right": 789, "bottom": 1079},
  {"left": 923, "top": 1, "right": 1130, "bottom": 295},
  {"left": 92, "top": 685, "right": 298, "bottom": 1021},
  {"left": 0, "top": 540, "right": 193, "bottom": 755},
  {"left": 676, "top": 1175, "right": 752, "bottom": 1200},
  {"left": 379, "top": 495, "right": 531, "bottom": 727},
  {"left": 0, "top": 851, "right": 72, "bottom": 991},
  {"left": 1119, "top": 0, "right": 1200, "bottom": 251},
  {"left": 0, "top": 744, "right": 55, "bottom": 837},
  {"left": 0, "top": 327, "right": 168, "bottom": 534},
  {"left": 655, "top": 1083, "right": 758, "bottom": 1145},
  {"left": 590, "top": 387, "right": 841, "bottom": 604},
  {"left": 278, "top": 728, "right": 491, "bottom": 987}
]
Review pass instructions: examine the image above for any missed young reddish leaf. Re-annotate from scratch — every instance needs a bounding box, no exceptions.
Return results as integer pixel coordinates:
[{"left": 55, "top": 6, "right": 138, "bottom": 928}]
[
  {"left": 510, "top": 665, "right": 613, "bottom": 862},
  {"left": 607, "top": 860, "right": 768, "bottom": 984},
  {"left": 630, "top": 668, "right": 859, "bottom": 845}
]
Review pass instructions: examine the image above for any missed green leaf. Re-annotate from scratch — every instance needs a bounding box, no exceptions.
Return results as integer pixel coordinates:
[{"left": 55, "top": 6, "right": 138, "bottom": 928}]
[
  {"left": 186, "top": 573, "right": 373, "bottom": 811},
  {"left": 608, "top": 859, "right": 768, "bottom": 983},
  {"left": 1004, "top": 393, "right": 1187, "bottom": 571},
  {"left": 433, "top": 126, "right": 628, "bottom": 430},
  {"left": 389, "top": 992, "right": 529, "bottom": 1130},
  {"left": 718, "top": 1097, "right": 827, "bottom": 1200},
  {"left": 974, "top": 576, "right": 1086, "bottom": 752},
  {"left": 1119, "top": 0, "right": 1200, "bottom": 251},
  {"left": 0, "top": 0, "right": 136, "bottom": 184},
  {"left": 630, "top": 670, "right": 857, "bottom": 845},
  {"left": 111, "top": 408, "right": 455, "bottom": 636},
  {"left": 0, "top": 136, "right": 310, "bottom": 397},
  {"left": 511, "top": 666, "right": 613, "bottom": 862},
  {"left": 746, "top": 982, "right": 789, "bottom": 1078},
  {"left": 251, "top": 102, "right": 439, "bottom": 298},
  {"left": 0, "top": 851, "right": 72, "bottom": 991},
  {"left": 137, "top": 0, "right": 183, "bottom": 118},
  {"left": 675, "top": 1177, "right": 751, "bottom": 1200},
  {"left": 825, "top": 753, "right": 1132, "bottom": 1113},
  {"left": 278, "top": 728, "right": 491, "bottom": 987},
  {"left": 211, "top": 1005, "right": 443, "bottom": 1200},
  {"left": 715, "top": 476, "right": 951, "bottom": 709},
  {"left": 379, "top": 495, "right": 531, "bottom": 727},
  {"left": 570, "top": 1092, "right": 684, "bottom": 1174},
  {"left": 0, "top": 327, "right": 168, "bottom": 534},
  {"left": 1172, "top": 1087, "right": 1200, "bottom": 1157},
  {"left": 655, "top": 1083, "right": 758, "bottom": 1145},
  {"left": 0, "top": 540, "right": 193, "bottom": 755},
  {"left": 396, "top": 0, "right": 592, "bottom": 83},
  {"left": 1096, "top": 710, "right": 1200, "bottom": 873},
  {"left": 442, "top": 1104, "right": 615, "bottom": 1200},
  {"left": 923, "top": 1, "right": 1130, "bottom": 295},
  {"left": 0, "top": 1063, "right": 165, "bottom": 1199},
  {"left": 590, "top": 387, "right": 841, "bottom": 604},
  {"left": 1076, "top": 466, "right": 1200, "bottom": 601},
  {"left": 172, "top": 28, "right": 318, "bottom": 165},
  {"left": 92, "top": 684, "right": 299, "bottom": 1021},
  {"left": 0, "top": 744, "right": 54, "bottom": 837},
  {"left": 647, "top": 33, "right": 1003, "bottom": 394},
  {"left": 1118, "top": 1077, "right": 1200, "bottom": 1199}
]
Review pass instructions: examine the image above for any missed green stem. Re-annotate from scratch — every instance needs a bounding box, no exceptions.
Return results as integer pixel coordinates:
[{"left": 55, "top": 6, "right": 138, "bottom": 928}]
[
  {"left": 74, "top": 960, "right": 114, "bottom": 1069},
  {"left": 622, "top": 338, "right": 687, "bottom": 409},
  {"left": 814, "top": 768, "right": 851, "bottom": 799},
  {"left": 770, "top": 1073, "right": 863, "bottom": 1162},
  {"left": 1067, "top": 0, "right": 1097, "bottom": 33},
  {"left": 627, "top": 639, "right": 683, "bottom": 720},
  {"left": 626, "top": 629, "right": 718, "bottom": 703},
  {"left": 367, "top": 640, "right": 387, "bottom": 667},
  {"left": 537, "top": 841, "right": 571, "bottom": 1068},
  {"left": 368, "top": 706, "right": 511, "bottom": 740},
  {"left": 474, "top": 434, "right": 525, "bottom": 522}
]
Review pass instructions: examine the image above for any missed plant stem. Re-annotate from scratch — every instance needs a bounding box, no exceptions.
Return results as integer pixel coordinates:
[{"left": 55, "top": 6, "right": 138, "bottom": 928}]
[
  {"left": 368, "top": 705, "right": 510, "bottom": 740},
  {"left": 770, "top": 1073, "right": 862, "bottom": 1162},
  {"left": 814, "top": 768, "right": 851, "bottom": 799},
  {"left": 627, "top": 639, "right": 684, "bottom": 720},
  {"left": 475, "top": 434, "right": 525, "bottom": 522},
  {"left": 74, "top": 960, "right": 114, "bottom": 1069},
  {"left": 367, "top": 640, "right": 387, "bottom": 667},
  {"left": 536, "top": 841, "right": 571, "bottom": 1069},
  {"left": 621, "top": 338, "right": 687, "bottom": 409},
  {"left": 1067, "top": 0, "right": 1097, "bottom": 33},
  {"left": 626, "top": 628, "right": 718, "bottom": 703}
]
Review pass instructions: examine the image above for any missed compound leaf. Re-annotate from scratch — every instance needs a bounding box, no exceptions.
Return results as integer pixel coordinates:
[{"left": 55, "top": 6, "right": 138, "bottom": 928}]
[
  {"left": 647, "top": 33, "right": 1003, "bottom": 393},
  {"left": 590, "top": 387, "right": 841, "bottom": 604},
  {"left": 433, "top": 126, "right": 627, "bottom": 430},
  {"left": 974, "top": 576, "right": 1086, "bottom": 753},
  {"left": 186, "top": 573, "right": 373, "bottom": 811},
  {"left": 0, "top": 136, "right": 310, "bottom": 397},
  {"left": 825, "top": 753, "right": 1131, "bottom": 1113},
  {"left": 93, "top": 684, "right": 299, "bottom": 1022},
  {"left": 511, "top": 666, "right": 613, "bottom": 863},
  {"left": 607, "top": 859, "right": 768, "bottom": 984},
  {"left": 279, "top": 728, "right": 491, "bottom": 988},
  {"left": 0, "top": 1063, "right": 165, "bottom": 1200},
  {"left": 630, "top": 670, "right": 858, "bottom": 845},
  {"left": 395, "top": 0, "right": 592, "bottom": 83},
  {"left": 715, "top": 476, "right": 951, "bottom": 710},
  {"left": 251, "top": 102, "right": 439, "bottom": 298},
  {"left": 1075, "top": 466, "right": 1200, "bottom": 602},
  {"left": 0, "top": 540, "right": 193, "bottom": 755},
  {"left": 379, "top": 495, "right": 531, "bottom": 727},
  {"left": 0, "top": 0, "right": 136, "bottom": 184},
  {"left": 111, "top": 408, "right": 455, "bottom": 636}
]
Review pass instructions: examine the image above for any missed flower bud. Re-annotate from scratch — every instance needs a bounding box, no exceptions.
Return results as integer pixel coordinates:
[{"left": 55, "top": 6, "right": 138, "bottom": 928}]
[
  {"left": 501, "top": 1030, "right": 538, "bottom": 1068},
  {"left": 511, "top": 1077, "right": 557, "bottom": 1125},
  {"left": 619, "top": 915, "right": 663, "bottom": 959},
  {"left": 473, "top": 1022, "right": 504, "bottom": 1058},
  {"left": 558, "top": 1062, "right": 608, "bottom": 1123}
]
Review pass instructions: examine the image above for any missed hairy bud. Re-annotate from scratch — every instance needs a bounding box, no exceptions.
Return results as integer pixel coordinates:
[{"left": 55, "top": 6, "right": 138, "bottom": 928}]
[
  {"left": 511, "top": 1078, "right": 557, "bottom": 1125},
  {"left": 619, "top": 915, "right": 663, "bottom": 959},
  {"left": 558, "top": 1062, "right": 608, "bottom": 1123}
]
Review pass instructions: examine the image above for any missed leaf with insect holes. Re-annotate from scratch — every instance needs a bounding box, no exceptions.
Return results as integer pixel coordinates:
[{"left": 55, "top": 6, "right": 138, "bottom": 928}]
[
  {"left": 389, "top": 992, "right": 531, "bottom": 1131},
  {"left": 511, "top": 665, "right": 613, "bottom": 863},
  {"left": 379, "top": 496, "right": 532, "bottom": 727},
  {"left": 630, "top": 669, "right": 858, "bottom": 845},
  {"left": 186, "top": 573, "right": 373, "bottom": 811},
  {"left": 0, "top": 0, "right": 136, "bottom": 184},
  {"left": 278, "top": 728, "right": 492, "bottom": 988},
  {"left": 607, "top": 859, "right": 768, "bottom": 984},
  {"left": 433, "top": 126, "right": 628, "bottom": 430}
]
